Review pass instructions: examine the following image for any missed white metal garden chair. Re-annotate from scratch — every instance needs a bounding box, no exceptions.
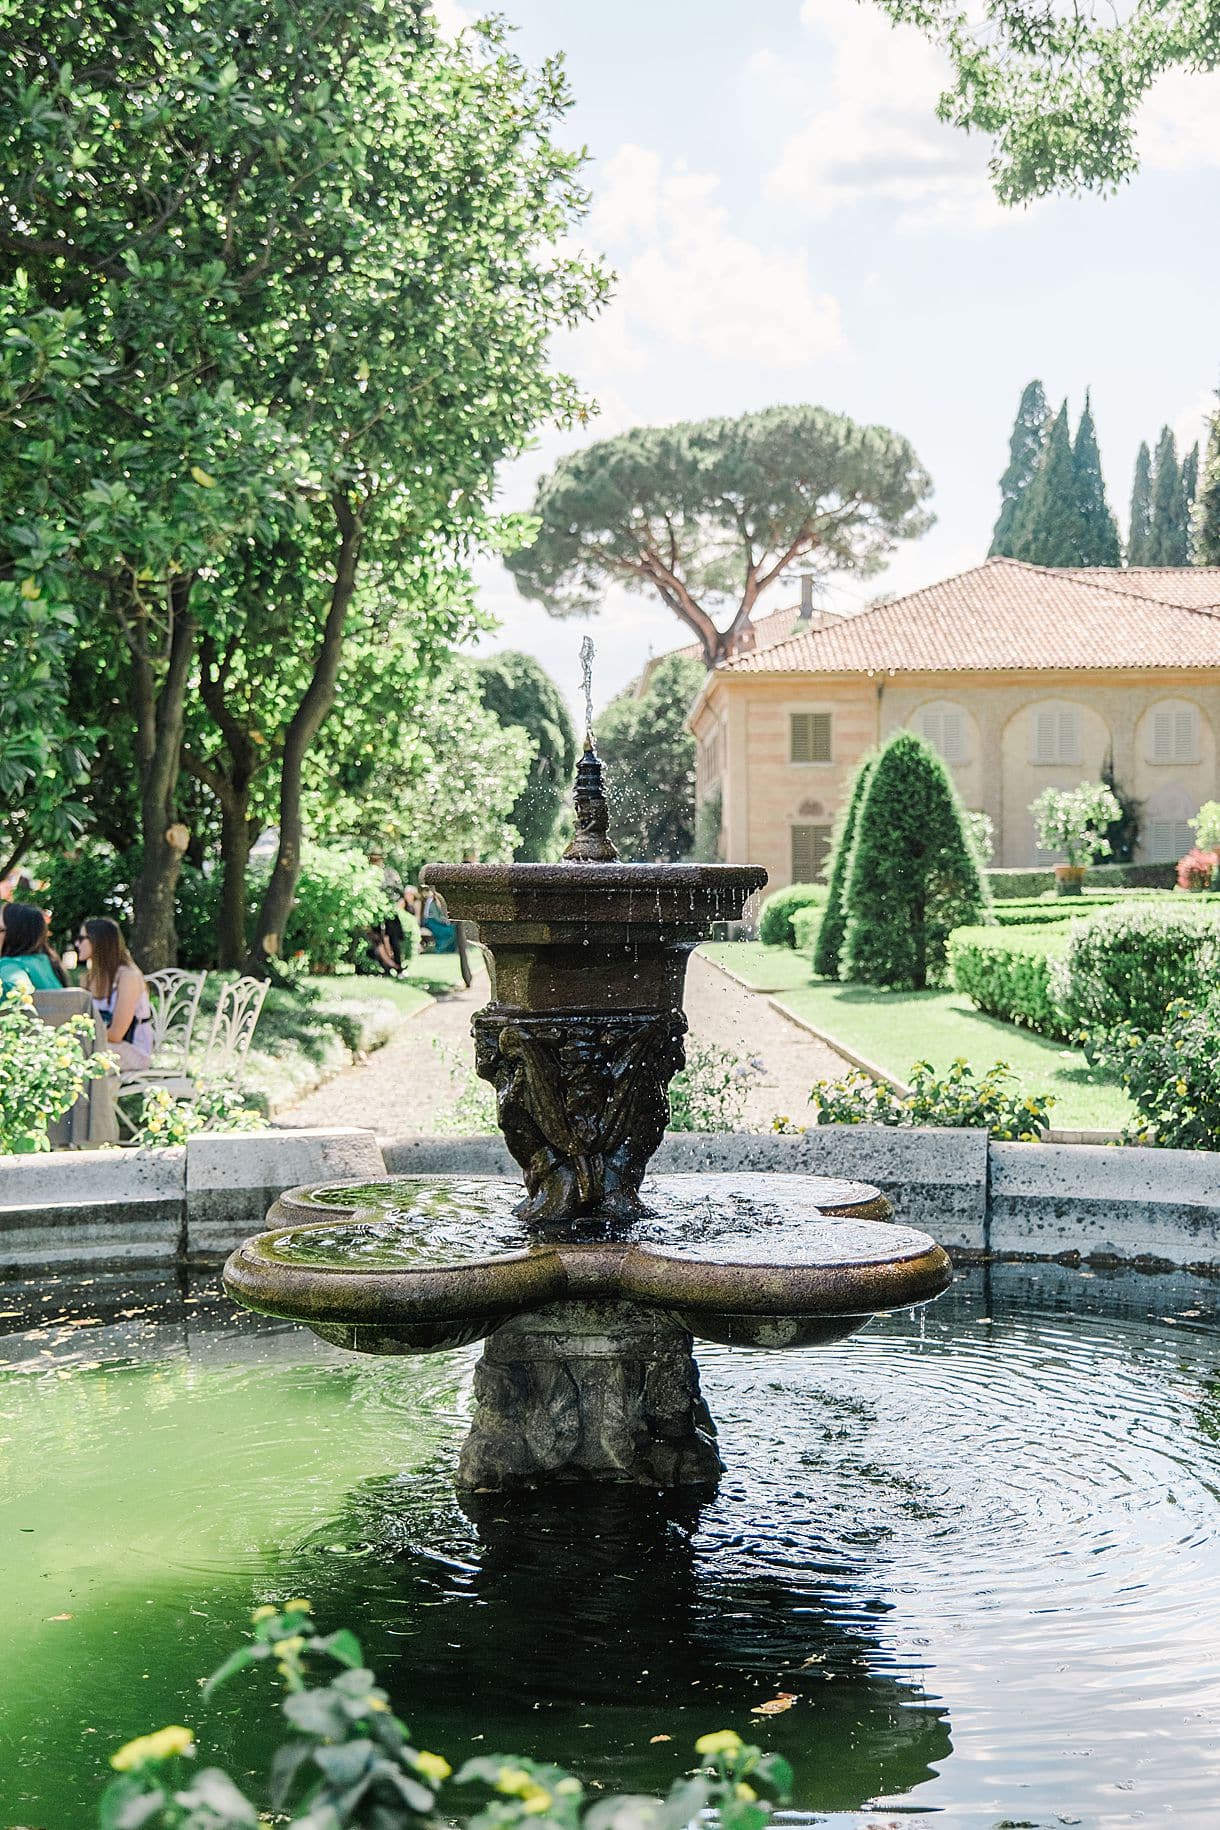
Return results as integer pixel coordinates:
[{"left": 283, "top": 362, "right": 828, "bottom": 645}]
[
  {"left": 116, "top": 972, "right": 267, "bottom": 1129},
  {"left": 115, "top": 969, "right": 207, "bottom": 1124}
]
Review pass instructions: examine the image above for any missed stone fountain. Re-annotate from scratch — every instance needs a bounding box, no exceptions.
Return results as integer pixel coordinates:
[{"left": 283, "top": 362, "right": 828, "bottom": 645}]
[{"left": 225, "top": 671, "right": 951, "bottom": 1491}]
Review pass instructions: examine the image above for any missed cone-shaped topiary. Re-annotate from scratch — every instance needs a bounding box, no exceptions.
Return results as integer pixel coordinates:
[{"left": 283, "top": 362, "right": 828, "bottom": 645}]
[
  {"left": 840, "top": 730, "right": 991, "bottom": 990},
  {"left": 813, "top": 750, "right": 876, "bottom": 979}
]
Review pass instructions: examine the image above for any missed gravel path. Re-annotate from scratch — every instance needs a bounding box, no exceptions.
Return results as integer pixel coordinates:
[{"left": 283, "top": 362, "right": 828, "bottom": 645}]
[{"left": 278, "top": 950, "right": 849, "bottom": 1139}]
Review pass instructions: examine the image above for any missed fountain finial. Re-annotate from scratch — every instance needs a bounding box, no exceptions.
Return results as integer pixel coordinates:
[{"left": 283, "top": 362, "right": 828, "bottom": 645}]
[{"left": 564, "top": 637, "right": 619, "bottom": 862}]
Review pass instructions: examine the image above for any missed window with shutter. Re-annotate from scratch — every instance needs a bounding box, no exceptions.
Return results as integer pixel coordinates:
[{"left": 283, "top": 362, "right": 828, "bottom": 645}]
[
  {"left": 791, "top": 824, "right": 831, "bottom": 883},
  {"left": 1032, "top": 706, "right": 1081, "bottom": 764},
  {"left": 1147, "top": 819, "right": 1195, "bottom": 860},
  {"left": 918, "top": 704, "right": 967, "bottom": 763},
  {"left": 1148, "top": 703, "right": 1197, "bottom": 764},
  {"left": 790, "top": 712, "right": 831, "bottom": 763}
]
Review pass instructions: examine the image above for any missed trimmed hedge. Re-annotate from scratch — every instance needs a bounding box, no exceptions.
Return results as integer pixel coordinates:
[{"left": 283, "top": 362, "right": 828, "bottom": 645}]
[
  {"left": 986, "top": 861, "right": 1177, "bottom": 899},
  {"left": 1051, "top": 903, "right": 1220, "bottom": 1034},
  {"left": 993, "top": 890, "right": 1220, "bottom": 927},
  {"left": 948, "top": 925, "right": 1071, "bottom": 1035},
  {"left": 758, "top": 882, "right": 827, "bottom": 949},
  {"left": 791, "top": 904, "right": 821, "bottom": 953}
]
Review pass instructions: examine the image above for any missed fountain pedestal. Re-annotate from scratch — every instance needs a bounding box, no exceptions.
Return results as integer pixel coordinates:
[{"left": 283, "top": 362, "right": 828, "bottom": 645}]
[{"left": 459, "top": 1299, "right": 721, "bottom": 1491}]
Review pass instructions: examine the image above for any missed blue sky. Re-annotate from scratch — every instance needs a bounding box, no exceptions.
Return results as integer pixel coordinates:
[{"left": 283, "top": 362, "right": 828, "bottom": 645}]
[{"left": 453, "top": 0, "right": 1220, "bottom": 717}]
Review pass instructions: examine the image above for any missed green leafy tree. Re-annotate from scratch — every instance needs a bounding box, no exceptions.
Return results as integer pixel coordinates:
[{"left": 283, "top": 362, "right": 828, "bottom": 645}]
[
  {"left": 1196, "top": 408, "right": 1220, "bottom": 565},
  {"left": 1, "top": 1, "right": 607, "bottom": 969},
  {"left": 1128, "top": 442, "right": 1154, "bottom": 565},
  {"left": 990, "top": 380, "right": 1049, "bottom": 557},
  {"left": 1146, "top": 427, "right": 1190, "bottom": 565},
  {"left": 877, "top": 1, "right": 1220, "bottom": 201},
  {"left": 474, "top": 651, "right": 578, "bottom": 860},
  {"left": 812, "top": 750, "right": 876, "bottom": 979},
  {"left": 1071, "top": 394, "right": 1121, "bottom": 566},
  {"left": 507, "top": 405, "right": 934, "bottom": 664},
  {"left": 595, "top": 655, "right": 706, "bottom": 860},
  {"left": 839, "top": 731, "right": 990, "bottom": 990},
  {"left": 1012, "top": 402, "right": 1087, "bottom": 567},
  {"left": 1182, "top": 440, "right": 1200, "bottom": 515}
]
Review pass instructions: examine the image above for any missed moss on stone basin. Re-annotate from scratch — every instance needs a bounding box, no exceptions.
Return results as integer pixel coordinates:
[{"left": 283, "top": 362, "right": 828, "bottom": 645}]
[{"left": 223, "top": 1174, "right": 952, "bottom": 1356}]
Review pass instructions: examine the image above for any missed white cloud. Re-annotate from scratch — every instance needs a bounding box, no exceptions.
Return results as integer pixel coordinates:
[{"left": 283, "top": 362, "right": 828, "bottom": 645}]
[
  {"left": 587, "top": 144, "right": 846, "bottom": 366},
  {"left": 766, "top": 0, "right": 1014, "bottom": 231},
  {"left": 429, "top": 0, "right": 470, "bottom": 36},
  {"left": 1139, "top": 68, "right": 1220, "bottom": 170}
]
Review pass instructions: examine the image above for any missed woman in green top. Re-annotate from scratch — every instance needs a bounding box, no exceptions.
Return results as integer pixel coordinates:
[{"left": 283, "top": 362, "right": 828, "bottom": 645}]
[{"left": 0, "top": 901, "right": 68, "bottom": 995}]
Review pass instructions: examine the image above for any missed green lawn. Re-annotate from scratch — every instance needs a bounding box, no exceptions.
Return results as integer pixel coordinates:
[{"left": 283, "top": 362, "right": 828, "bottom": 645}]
[
  {"left": 308, "top": 949, "right": 472, "bottom": 1013},
  {"left": 701, "top": 942, "right": 1134, "bottom": 1132}
]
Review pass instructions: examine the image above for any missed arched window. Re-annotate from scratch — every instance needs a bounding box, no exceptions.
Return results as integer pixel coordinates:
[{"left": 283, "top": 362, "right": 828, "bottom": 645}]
[
  {"left": 916, "top": 701, "right": 968, "bottom": 764},
  {"left": 1030, "top": 703, "right": 1082, "bottom": 765}
]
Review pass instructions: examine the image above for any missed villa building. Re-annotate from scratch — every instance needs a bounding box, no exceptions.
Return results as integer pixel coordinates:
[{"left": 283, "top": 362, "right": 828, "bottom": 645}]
[{"left": 687, "top": 558, "right": 1220, "bottom": 887}]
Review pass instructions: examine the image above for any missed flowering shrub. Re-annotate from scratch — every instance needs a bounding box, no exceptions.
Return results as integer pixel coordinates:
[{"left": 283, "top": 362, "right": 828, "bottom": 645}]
[
  {"left": 0, "top": 994, "right": 113, "bottom": 1154},
  {"left": 1029, "top": 782, "right": 1122, "bottom": 868},
  {"left": 132, "top": 1081, "right": 267, "bottom": 1148},
  {"left": 1051, "top": 903, "right": 1220, "bottom": 1034},
  {"left": 1176, "top": 847, "right": 1217, "bottom": 891},
  {"left": 806, "top": 1058, "right": 1054, "bottom": 1139},
  {"left": 100, "top": 1601, "right": 791, "bottom": 1830},
  {"left": 1189, "top": 801, "right": 1220, "bottom": 853},
  {"left": 669, "top": 1041, "right": 762, "bottom": 1131},
  {"left": 1082, "top": 996, "right": 1220, "bottom": 1150}
]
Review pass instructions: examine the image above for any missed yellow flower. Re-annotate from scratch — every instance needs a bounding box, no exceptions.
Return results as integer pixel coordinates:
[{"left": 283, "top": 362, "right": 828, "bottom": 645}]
[
  {"left": 695, "top": 1731, "right": 743, "bottom": 1757},
  {"left": 414, "top": 1751, "right": 452, "bottom": 1784},
  {"left": 110, "top": 1726, "right": 194, "bottom": 1771},
  {"left": 521, "top": 1786, "right": 553, "bottom": 1815},
  {"left": 555, "top": 1778, "right": 582, "bottom": 1796},
  {"left": 252, "top": 1604, "right": 279, "bottom": 1622},
  {"left": 496, "top": 1768, "right": 535, "bottom": 1797},
  {"left": 283, "top": 1598, "right": 313, "bottom": 1614},
  {"left": 19, "top": 576, "right": 40, "bottom": 600},
  {"left": 1177, "top": 1080, "right": 1188, "bottom": 1097},
  {"left": 735, "top": 1784, "right": 758, "bottom": 1802},
  {"left": 190, "top": 465, "right": 217, "bottom": 487},
  {"left": 272, "top": 1635, "right": 306, "bottom": 1659}
]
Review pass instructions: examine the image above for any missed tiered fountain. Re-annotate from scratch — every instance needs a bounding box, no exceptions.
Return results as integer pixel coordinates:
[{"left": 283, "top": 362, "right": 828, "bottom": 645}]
[{"left": 226, "top": 661, "right": 951, "bottom": 1490}]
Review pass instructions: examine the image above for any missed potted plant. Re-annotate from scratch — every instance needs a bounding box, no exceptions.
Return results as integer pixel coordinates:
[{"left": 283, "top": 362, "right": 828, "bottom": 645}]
[
  {"left": 1186, "top": 803, "right": 1220, "bottom": 889},
  {"left": 1030, "top": 782, "right": 1122, "bottom": 894}
]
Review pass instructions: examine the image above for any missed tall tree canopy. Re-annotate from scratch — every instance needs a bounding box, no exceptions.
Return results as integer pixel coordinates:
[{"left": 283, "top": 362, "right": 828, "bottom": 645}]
[
  {"left": 474, "top": 650, "right": 578, "bottom": 861},
  {"left": 0, "top": 0, "right": 607, "bottom": 966},
  {"left": 1071, "top": 395, "right": 1121, "bottom": 566},
  {"left": 595, "top": 655, "right": 705, "bottom": 861},
  {"left": 1146, "top": 428, "right": 1191, "bottom": 565},
  {"left": 1196, "top": 408, "right": 1220, "bottom": 565},
  {"left": 507, "top": 405, "right": 934, "bottom": 665},
  {"left": 1012, "top": 403, "right": 1083, "bottom": 567},
  {"left": 1128, "top": 443, "right": 1154, "bottom": 565},
  {"left": 990, "top": 380, "right": 1049, "bottom": 557},
  {"left": 878, "top": 0, "right": 1220, "bottom": 201}
]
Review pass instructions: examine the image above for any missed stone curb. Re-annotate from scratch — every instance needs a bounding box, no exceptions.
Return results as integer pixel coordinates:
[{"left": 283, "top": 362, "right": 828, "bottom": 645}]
[{"left": 0, "top": 1128, "right": 387, "bottom": 1272}]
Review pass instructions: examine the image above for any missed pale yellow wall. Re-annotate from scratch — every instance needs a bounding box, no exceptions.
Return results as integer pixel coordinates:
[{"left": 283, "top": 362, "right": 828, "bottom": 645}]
[{"left": 695, "top": 668, "right": 1220, "bottom": 881}]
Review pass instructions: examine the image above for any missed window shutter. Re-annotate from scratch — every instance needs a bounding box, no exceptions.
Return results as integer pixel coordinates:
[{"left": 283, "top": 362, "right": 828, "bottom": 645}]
[
  {"left": 1151, "top": 710, "right": 1173, "bottom": 763},
  {"left": 1034, "top": 709, "right": 1056, "bottom": 763},
  {"left": 942, "top": 709, "right": 965, "bottom": 763},
  {"left": 1057, "top": 709, "right": 1080, "bottom": 763},
  {"left": 790, "top": 713, "right": 831, "bottom": 763},
  {"left": 791, "top": 824, "right": 831, "bottom": 883},
  {"left": 1174, "top": 709, "right": 1195, "bottom": 762},
  {"left": 1033, "top": 707, "right": 1080, "bottom": 764}
]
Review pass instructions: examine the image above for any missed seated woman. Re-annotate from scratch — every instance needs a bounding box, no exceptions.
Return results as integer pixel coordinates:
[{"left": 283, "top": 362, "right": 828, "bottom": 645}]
[
  {"left": 0, "top": 901, "right": 69, "bottom": 995},
  {"left": 78, "top": 917, "right": 155, "bottom": 1069},
  {"left": 420, "top": 889, "right": 458, "bottom": 954}
]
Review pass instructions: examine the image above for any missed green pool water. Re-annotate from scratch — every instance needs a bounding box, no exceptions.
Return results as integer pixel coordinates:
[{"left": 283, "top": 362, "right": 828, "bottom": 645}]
[{"left": 2, "top": 1260, "right": 1219, "bottom": 1826}]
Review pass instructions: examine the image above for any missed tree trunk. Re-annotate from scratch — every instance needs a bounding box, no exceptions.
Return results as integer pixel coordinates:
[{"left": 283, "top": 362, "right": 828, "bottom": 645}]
[
  {"left": 246, "top": 495, "right": 362, "bottom": 974},
  {"left": 130, "top": 580, "right": 195, "bottom": 970},
  {"left": 217, "top": 789, "right": 253, "bottom": 969}
]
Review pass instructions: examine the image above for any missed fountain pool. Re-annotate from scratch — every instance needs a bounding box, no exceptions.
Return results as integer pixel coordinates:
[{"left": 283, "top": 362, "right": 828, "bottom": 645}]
[{"left": 3, "top": 1257, "right": 1219, "bottom": 1827}]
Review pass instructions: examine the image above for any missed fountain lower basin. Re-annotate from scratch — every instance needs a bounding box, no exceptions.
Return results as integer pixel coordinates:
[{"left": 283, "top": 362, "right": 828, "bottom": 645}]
[{"left": 224, "top": 1173, "right": 952, "bottom": 1489}]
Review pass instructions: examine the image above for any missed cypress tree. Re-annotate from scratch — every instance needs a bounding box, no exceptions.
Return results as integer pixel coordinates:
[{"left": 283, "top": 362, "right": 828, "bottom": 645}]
[
  {"left": 1146, "top": 426, "right": 1189, "bottom": 565},
  {"left": 839, "top": 730, "right": 991, "bottom": 992},
  {"left": 1128, "top": 441, "right": 1153, "bottom": 564},
  {"left": 990, "top": 379, "right": 1050, "bottom": 557},
  {"left": 812, "top": 750, "right": 876, "bottom": 980},
  {"left": 1195, "top": 410, "right": 1220, "bottom": 565},
  {"left": 1012, "top": 402, "right": 1087, "bottom": 567},
  {"left": 1182, "top": 440, "right": 1200, "bottom": 511},
  {"left": 1071, "top": 393, "right": 1120, "bottom": 565}
]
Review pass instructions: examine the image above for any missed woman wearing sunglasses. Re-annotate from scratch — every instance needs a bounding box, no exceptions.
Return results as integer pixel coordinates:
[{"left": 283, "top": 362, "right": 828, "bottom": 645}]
[{"left": 77, "top": 917, "right": 155, "bottom": 1068}]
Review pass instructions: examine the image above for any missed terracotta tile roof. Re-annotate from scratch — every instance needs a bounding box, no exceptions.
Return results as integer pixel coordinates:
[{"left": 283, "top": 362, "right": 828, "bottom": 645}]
[
  {"left": 655, "top": 601, "right": 842, "bottom": 668},
  {"left": 719, "top": 558, "right": 1220, "bottom": 676}
]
